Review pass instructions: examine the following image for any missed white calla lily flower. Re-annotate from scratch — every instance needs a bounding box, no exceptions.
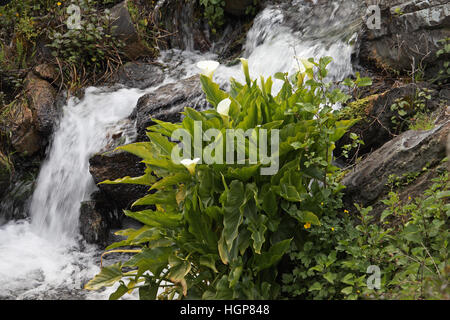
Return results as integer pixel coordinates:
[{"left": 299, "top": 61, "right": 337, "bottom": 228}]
[
  {"left": 180, "top": 158, "right": 201, "bottom": 175},
  {"left": 217, "top": 98, "right": 231, "bottom": 116},
  {"left": 196, "top": 60, "right": 220, "bottom": 78}
]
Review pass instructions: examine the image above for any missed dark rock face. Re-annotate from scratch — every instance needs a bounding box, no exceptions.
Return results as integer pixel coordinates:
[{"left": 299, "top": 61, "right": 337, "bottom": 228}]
[
  {"left": 89, "top": 149, "right": 148, "bottom": 210},
  {"left": 110, "top": 1, "right": 154, "bottom": 60},
  {"left": 342, "top": 119, "right": 450, "bottom": 216},
  {"left": 79, "top": 201, "right": 109, "bottom": 245},
  {"left": 336, "top": 83, "right": 442, "bottom": 159},
  {"left": 359, "top": 0, "right": 450, "bottom": 78},
  {"left": 115, "top": 62, "right": 164, "bottom": 89},
  {"left": 130, "top": 75, "right": 207, "bottom": 139}
]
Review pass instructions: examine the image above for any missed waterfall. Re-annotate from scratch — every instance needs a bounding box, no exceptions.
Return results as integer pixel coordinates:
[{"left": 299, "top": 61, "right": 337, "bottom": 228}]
[{"left": 0, "top": 0, "right": 362, "bottom": 299}]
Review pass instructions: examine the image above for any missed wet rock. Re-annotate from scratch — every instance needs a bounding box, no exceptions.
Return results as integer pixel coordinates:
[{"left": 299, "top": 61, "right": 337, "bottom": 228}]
[
  {"left": 89, "top": 148, "right": 148, "bottom": 210},
  {"left": 130, "top": 75, "right": 207, "bottom": 139},
  {"left": 0, "top": 175, "right": 35, "bottom": 222},
  {"left": 115, "top": 62, "right": 164, "bottom": 89},
  {"left": 342, "top": 119, "right": 450, "bottom": 216},
  {"left": 110, "top": 1, "right": 154, "bottom": 60},
  {"left": 24, "top": 72, "right": 57, "bottom": 137},
  {"left": 359, "top": 0, "right": 450, "bottom": 78},
  {"left": 79, "top": 201, "right": 109, "bottom": 245}
]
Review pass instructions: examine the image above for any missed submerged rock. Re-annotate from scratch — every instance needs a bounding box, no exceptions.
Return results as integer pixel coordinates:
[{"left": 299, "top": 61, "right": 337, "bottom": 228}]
[
  {"left": 79, "top": 201, "right": 109, "bottom": 245},
  {"left": 115, "top": 61, "right": 164, "bottom": 89}
]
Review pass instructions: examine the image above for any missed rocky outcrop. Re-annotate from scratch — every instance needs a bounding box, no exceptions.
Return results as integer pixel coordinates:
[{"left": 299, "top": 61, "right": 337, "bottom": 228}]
[
  {"left": 24, "top": 72, "right": 57, "bottom": 137},
  {"left": 336, "top": 83, "right": 443, "bottom": 160},
  {"left": 8, "top": 71, "right": 58, "bottom": 156},
  {"left": 130, "top": 75, "right": 207, "bottom": 139},
  {"left": 342, "top": 119, "right": 450, "bottom": 216},
  {"left": 9, "top": 100, "right": 42, "bottom": 156},
  {"left": 359, "top": 0, "right": 450, "bottom": 78},
  {"left": 110, "top": 1, "right": 154, "bottom": 60}
]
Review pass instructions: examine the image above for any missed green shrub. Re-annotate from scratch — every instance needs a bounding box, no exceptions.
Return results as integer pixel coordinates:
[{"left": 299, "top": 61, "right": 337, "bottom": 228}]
[
  {"left": 282, "top": 169, "right": 449, "bottom": 300},
  {"left": 85, "top": 57, "right": 368, "bottom": 300}
]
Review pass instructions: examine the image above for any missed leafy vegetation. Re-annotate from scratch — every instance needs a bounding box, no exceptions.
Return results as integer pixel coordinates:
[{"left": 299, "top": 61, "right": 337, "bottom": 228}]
[
  {"left": 282, "top": 168, "right": 449, "bottom": 300},
  {"left": 85, "top": 57, "right": 371, "bottom": 299}
]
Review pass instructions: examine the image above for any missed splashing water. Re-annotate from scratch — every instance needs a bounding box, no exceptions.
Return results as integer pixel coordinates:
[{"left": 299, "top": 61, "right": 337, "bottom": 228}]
[{"left": 0, "top": 0, "right": 362, "bottom": 299}]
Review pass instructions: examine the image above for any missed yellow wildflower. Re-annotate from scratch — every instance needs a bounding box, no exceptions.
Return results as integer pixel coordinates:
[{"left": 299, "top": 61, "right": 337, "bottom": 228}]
[
  {"left": 331, "top": 227, "right": 335, "bottom": 231},
  {"left": 344, "top": 209, "right": 349, "bottom": 214},
  {"left": 304, "top": 222, "right": 311, "bottom": 229},
  {"left": 57, "top": 2, "right": 62, "bottom": 6}
]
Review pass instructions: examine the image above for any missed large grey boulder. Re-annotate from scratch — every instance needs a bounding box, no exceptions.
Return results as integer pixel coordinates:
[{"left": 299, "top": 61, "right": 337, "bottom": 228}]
[
  {"left": 359, "top": 0, "right": 450, "bottom": 78},
  {"left": 342, "top": 119, "right": 450, "bottom": 215}
]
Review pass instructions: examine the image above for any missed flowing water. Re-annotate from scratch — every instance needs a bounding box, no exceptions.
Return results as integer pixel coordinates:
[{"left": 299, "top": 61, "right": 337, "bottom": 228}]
[{"left": 0, "top": 0, "right": 362, "bottom": 299}]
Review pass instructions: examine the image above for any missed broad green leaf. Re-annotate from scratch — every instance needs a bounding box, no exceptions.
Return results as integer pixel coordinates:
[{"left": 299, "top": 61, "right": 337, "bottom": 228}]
[
  {"left": 222, "top": 180, "right": 245, "bottom": 249},
  {"left": 200, "top": 75, "right": 228, "bottom": 107},
  {"left": 308, "top": 282, "right": 322, "bottom": 292},
  {"left": 117, "top": 142, "right": 154, "bottom": 160},
  {"left": 85, "top": 263, "right": 123, "bottom": 290},
  {"left": 168, "top": 255, "right": 192, "bottom": 281},
  {"left": 253, "top": 239, "right": 292, "bottom": 272},
  {"left": 124, "top": 210, "right": 182, "bottom": 228}
]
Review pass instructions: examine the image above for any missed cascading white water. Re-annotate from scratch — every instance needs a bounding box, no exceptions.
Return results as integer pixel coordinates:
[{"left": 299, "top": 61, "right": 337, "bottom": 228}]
[
  {"left": 30, "top": 88, "right": 142, "bottom": 244},
  {"left": 0, "top": 0, "right": 362, "bottom": 299}
]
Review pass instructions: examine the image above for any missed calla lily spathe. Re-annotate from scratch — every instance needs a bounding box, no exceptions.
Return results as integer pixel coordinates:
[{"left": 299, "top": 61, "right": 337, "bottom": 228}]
[
  {"left": 180, "top": 158, "right": 201, "bottom": 175},
  {"left": 217, "top": 98, "right": 231, "bottom": 116},
  {"left": 196, "top": 60, "right": 220, "bottom": 78}
]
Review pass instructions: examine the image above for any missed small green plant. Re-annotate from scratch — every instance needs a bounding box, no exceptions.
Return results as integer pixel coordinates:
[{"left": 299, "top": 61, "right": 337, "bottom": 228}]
[
  {"left": 390, "top": 88, "right": 434, "bottom": 133},
  {"left": 47, "top": 0, "right": 124, "bottom": 85}
]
